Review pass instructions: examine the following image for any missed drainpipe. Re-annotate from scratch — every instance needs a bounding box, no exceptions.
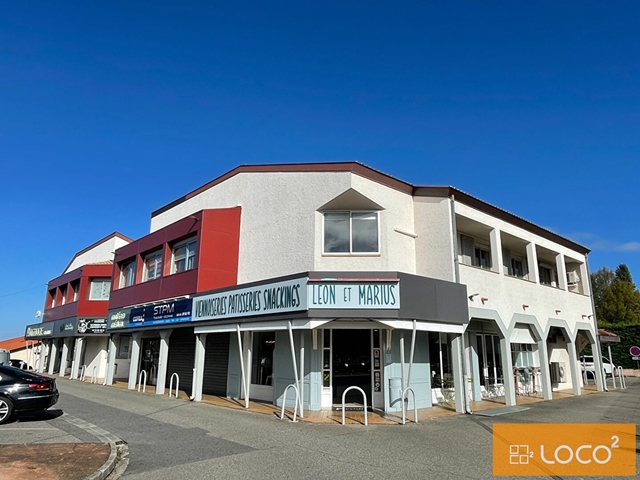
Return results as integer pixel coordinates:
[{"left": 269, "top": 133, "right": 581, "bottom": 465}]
[{"left": 450, "top": 194, "right": 472, "bottom": 414}]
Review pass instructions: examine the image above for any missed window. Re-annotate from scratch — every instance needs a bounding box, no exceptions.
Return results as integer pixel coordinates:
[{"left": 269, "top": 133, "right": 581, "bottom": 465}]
[
  {"left": 120, "top": 259, "right": 136, "bottom": 288},
  {"left": 48, "top": 288, "right": 56, "bottom": 308},
  {"left": 510, "top": 256, "right": 527, "bottom": 278},
  {"left": 172, "top": 237, "right": 197, "bottom": 273},
  {"left": 60, "top": 286, "right": 67, "bottom": 305},
  {"left": 460, "top": 234, "right": 492, "bottom": 269},
  {"left": 539, "top": 265, "right": 557, "bottom": 286},
  {"left": 323, "top": 211, "right": 379, "bottom": 254},
  {"left": 143, "top": 250, "right": 163, "bottom": 281},
  {"left": 71, "top": 281, "right": 80, "bottom": 302},
  {"left": 89, "top": 278, "right": 111, "bottom": 300}
]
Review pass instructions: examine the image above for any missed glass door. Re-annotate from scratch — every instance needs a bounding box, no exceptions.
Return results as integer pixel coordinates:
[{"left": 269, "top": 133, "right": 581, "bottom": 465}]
[
  {"left": 331, "top": 329, "right": 371, "bottom": 406},
  {"left": 141, "top": 338, "right": 160, "bottom": 386},
  {"left": 476, "top": 334, "right": 503, "bottom": 397},
  {"left": 250, "top": 331, "right": 275, "bottom": 402}
]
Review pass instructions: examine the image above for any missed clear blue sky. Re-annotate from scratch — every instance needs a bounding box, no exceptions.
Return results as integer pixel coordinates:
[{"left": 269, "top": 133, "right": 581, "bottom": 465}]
[{"left": 1, "top": 1, "right": 638, "bottom": 339}]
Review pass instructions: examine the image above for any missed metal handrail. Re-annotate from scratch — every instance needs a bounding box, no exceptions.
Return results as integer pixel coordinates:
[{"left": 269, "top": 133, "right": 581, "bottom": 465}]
[
  {"left": 91, "top": 366, "right": 97, "bottom": 384},
  {"left": 616, "top": 366, "right": 626, "bottom": 389},
  {"left": 280, "top": 384, "right": 299, "bottom": 422},
  {"left": 401, "top": 387, "right": 418, "bottom": 425},
  {"left": 341, "top": 386, "right": 368, "bottom": 426},
  {"left": 168, "top": 373, "right": 180, "bottom": 398},
  {"left": 80, "top": 365, "right": 87, "bottom": 382},
  {"left": 138, "top": 370, "right": 147, "bottom": 393}
]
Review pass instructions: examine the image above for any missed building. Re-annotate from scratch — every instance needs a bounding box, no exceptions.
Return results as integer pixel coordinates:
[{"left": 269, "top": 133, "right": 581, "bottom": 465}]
[
  {"left": 0, "top": 336, "right": 40, "bottom": 369},
  {"left": 28, "top": 163, "right": 604, "bottom": 416},
  {"left": 24, "top": 233, "right": 131, "bottom": 381}
]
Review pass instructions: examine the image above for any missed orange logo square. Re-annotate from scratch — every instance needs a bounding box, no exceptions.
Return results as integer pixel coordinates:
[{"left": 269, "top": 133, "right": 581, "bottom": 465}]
[{"left": 493, "top": 424, "right": 636, "bottom": 476}]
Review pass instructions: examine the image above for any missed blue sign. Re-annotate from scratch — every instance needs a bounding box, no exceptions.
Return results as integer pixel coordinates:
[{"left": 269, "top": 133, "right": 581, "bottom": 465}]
[{"left": 130, "top": 299, "right": 192, "bottom": 327}]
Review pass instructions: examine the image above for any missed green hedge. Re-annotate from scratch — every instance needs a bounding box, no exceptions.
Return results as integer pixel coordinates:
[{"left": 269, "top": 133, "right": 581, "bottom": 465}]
[{"left": 597, "top": 324, "right": 640, "bottom": 369}]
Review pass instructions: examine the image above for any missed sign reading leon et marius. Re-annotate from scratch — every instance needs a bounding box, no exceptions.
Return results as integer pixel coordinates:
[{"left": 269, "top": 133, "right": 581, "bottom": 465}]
[
  {"left": 308, "top": 280, "right": 399, "bottom": 309},
  {"left": 192, "top": 277, "right": 401, "bottom": 322}
]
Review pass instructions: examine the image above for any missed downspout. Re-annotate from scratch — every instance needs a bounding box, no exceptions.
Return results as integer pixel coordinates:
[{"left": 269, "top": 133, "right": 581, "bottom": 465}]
[
  {"left": 450, "top": 194, "right": 472, "bottom": 414},
  {"left": 585, "top": 254, "right": 607, "bottom": 392}
]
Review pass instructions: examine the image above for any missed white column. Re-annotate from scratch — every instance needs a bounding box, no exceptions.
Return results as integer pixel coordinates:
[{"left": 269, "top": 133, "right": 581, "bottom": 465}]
[
  {"left": 592, "top": 340, "right": 605, "bottom": 392},
  {"left": 537, "top": 339, "right": 553, "bottom": 400},
  {"left": 193, "top": 333, "right": 207, "bottom": 401},
  {"left": 156, "top": 330, "right": 172, "bottom": 395},
  {"left": 451, "top": 334, "right": 466, "bottom": 413},
  {"left": 526, "top": 242, "right": 539, "bottom": 284},
  {"left": 567, "top": 338, "right": 581, "bottom": 396},
  {"left": 556, "top": 253, "right": 567, "bottom": 290},
  {"left": 48, "top": 340, "right": 59, "bottom": 375},
  {"left": 71, "top": 337, "right": 85, "bottom": 380},
  {"left": 37, "top": 340, "right": 47, "bottom": 373},
  {"left": 105, "top": 335, "right": 118, "bottom": 385},
  {"left": 59, "top": 338, "right": 71, "bottom": 377},
  {"left": 128, "top": 332, "right": 142, "bottom": 390},
  {"left": 499, "top": 337, "right": 516, "bottom": 406},
  {"left": 489, "top": 228, "right": 503, "bottom": 274}
]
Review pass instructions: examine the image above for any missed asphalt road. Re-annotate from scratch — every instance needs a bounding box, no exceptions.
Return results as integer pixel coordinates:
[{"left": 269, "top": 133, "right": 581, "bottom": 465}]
[{"left": 24, "top": 378, "right": 640, "bottom": 479}]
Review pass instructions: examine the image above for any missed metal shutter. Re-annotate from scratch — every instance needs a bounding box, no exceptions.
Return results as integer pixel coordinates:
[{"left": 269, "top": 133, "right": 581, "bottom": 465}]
[
  {"left": 166, "top": 327, "right": 195, "bottom": 396},
  {"left": 203, "top": 333, "right": 230, "bottom": 396}
]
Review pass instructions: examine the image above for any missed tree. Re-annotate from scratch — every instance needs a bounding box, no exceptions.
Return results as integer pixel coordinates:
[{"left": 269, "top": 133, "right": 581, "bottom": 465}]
[
  {"left": 615, "top": 264, "right": 634, "bottom": 285},
  {"left": 591, "top": 265, "right": 640, "bottom": 325}
]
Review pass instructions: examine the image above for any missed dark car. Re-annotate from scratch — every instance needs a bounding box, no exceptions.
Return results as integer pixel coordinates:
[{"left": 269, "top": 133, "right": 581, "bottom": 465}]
[
  {"left": 9, "top": 359, "right": 32, "bottom": 370},
  {"left": 0, "top": 365, "right": 59, "bottom": 425}
]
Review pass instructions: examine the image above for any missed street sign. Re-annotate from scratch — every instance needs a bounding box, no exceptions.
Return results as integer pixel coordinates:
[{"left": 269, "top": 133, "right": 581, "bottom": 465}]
[
  {"left": 632, "top": 356, "right": 640, "bottom": 361},
  {"left": 629, "top": 346, "right": 640, "bottom": 356}
]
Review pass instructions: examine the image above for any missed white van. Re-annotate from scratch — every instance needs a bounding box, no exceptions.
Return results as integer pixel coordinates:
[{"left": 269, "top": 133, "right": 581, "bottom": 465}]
[{"left": 580, "top": 355, "right": 615, "bottom": 378}]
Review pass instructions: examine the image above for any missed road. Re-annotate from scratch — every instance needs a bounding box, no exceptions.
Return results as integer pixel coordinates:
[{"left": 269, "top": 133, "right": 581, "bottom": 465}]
[{"left": 18, "top": 378, "right": 640, "bottom": 479}]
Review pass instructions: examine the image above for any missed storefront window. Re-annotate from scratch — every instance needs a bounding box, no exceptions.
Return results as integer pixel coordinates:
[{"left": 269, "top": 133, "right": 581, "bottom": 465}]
[
  {"left": 429, "top": 333, "right": 454, "bottom": 388},
  {"left": 251, "top": 332, "right": 275, "bottom": 386}
]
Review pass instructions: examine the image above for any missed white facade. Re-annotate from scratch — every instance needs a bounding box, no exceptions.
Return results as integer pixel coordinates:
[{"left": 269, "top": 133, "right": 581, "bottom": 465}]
[{"left": 135, "top": 163, "right": 602, "bottom": 412}]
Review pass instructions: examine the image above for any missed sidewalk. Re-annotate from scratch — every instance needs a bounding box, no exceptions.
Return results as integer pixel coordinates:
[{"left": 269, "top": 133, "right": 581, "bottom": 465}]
[{"left": 0, "top": 410, "right": 121, "bottom": 480}]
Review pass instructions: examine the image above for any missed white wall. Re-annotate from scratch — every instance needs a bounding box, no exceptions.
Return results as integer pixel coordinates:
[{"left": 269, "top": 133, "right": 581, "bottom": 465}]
[
  {"left": 65, "top": 236, "right": 129, "bottom": 273},
  {"left": 151, "top": 171, "right": 419, "bottom": 283},
  {"left": 414, "top": 197, "right": 456, "bottom": 281}
]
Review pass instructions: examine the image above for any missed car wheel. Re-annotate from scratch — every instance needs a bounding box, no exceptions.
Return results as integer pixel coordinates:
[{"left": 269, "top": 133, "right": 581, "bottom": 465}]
[{"left": 0, "top": 397, "right": 14, "bottom": 425}]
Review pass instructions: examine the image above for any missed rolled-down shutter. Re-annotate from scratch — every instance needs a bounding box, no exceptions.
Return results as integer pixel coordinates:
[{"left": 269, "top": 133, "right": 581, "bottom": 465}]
[
  {"left": 203, "top": 332, "right": 230, "bottom": 396},
  {"left": 166, "top": 327, "right": 196, "bottom": 395}
]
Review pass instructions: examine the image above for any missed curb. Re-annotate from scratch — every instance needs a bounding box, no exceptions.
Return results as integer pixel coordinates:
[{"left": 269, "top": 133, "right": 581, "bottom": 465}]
[{"left": 61, "top": 414, "right": 128, "bottom": 480}]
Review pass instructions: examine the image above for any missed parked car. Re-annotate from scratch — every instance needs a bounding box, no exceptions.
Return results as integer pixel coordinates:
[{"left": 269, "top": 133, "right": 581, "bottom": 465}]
[
  {"left": 580, "top": 355, "right": 615, "bottom": 378},
  {"left": 9, "top": 359, "right": 32, "bottom": 370},
  {"left": 0, "top": 365, "right": 59, "bottom": 425}
]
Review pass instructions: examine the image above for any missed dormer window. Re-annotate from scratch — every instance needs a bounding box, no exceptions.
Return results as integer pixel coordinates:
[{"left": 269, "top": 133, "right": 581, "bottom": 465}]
[{"left": 323, "top": 211, "right": 379, "bottom": 254}]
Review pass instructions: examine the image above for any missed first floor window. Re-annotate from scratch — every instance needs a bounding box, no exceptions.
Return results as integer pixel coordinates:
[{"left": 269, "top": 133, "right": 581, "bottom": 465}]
[
  {"left": 144, "top": 250, "right": 163, "bottom": 281},
  {"left": 172, "top": 237, "right": 197, "bottom": 273},
  {"left": 323, "top": 211, "right": 379, "bottom": 254},
  {"left": 539, "top": 265, "right": 555, "bottom": 286},
  {"left": 460, "top": 234, "right": 492, "bottom": 269},
  {"left": 511, "top": 257, "right": 525, "bottom": 278},
  {"left": 120, "top": 259, "right": 136, "bottom": 287},
  {"left": 89, "top": 278, "right": 111, "bottom": 300}
]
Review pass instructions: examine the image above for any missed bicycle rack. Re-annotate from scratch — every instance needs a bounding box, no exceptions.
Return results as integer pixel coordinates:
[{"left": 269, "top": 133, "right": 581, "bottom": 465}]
[
  {"left": 91, "top": 366, "right": 97, "bottom": 384},
  {"left": 616, "top": 366, "right": 626, "bottom": 389},
  {"left": 168, "top": 373, "right": 180, "bottom": 398},
  {"left": 401, "top": 387, "right": 417, "bottom": 425},
  {"left": 138, "top": 370, "right": 148, "bottom": 393},
  {"left": 280, "top": 384, "right": 299, "bottom": 422},
  {"left": 80, "top": 365, "right": 87, "bottom": 382},
  {"left": 341, "top": 386, "right": 368, "bottom": 426}
]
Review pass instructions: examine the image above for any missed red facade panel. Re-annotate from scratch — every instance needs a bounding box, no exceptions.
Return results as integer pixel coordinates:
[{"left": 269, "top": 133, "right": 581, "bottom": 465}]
[{"left": 108, "top": 208, "right": 240, "bottom": 309}]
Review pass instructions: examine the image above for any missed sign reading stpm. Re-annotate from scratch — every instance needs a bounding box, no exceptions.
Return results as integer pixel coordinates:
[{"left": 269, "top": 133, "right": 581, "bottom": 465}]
[{"left": 493, "top": 424, "right": 636, "bottom": 477}]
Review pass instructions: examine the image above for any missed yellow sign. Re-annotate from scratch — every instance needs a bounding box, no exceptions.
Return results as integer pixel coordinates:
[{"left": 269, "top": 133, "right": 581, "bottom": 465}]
[{"left": 493, "top": 424, "right": 636, "bottom": 477}]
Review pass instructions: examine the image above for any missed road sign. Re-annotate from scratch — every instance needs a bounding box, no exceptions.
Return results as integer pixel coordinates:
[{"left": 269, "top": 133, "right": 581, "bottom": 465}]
[
  {"left": 629, "top": 346, "right": 640, "bottom": 356},
  {"left": 632, "top": 356, "right": 640, "bottom": 361}
]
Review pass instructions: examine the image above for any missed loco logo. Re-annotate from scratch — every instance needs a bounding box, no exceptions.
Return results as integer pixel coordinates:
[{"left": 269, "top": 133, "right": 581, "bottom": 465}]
[{"left": 493, "top": 424, "right": 635, "bottom": 476}]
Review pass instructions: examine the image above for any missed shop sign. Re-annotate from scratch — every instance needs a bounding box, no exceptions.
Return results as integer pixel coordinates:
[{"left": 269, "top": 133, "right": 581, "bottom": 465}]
[
  {"left": 108, "top": 309, "right": 131, "bottom": 330},
  {"left": 308, "top": 281, "right": 400, "bottom": 309},
  {"left": 130, "top": 298, "right": 192, "bottom": 327},
  {"left": 25, "top": 323, "right": 54, "bottom": 339},
  {"left": 192, "top": 278, "right": 307, "bottom": 322},
  {"left": 54, "top": 318, "right": 78, "bottom": 338},
  {"left": 78, "top": 318, "right": 107, "bottom": 335}
]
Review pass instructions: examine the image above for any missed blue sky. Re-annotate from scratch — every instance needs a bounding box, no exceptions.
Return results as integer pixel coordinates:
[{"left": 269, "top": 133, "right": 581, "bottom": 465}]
[{"left": 1, "top": 1, "right": 638, "bottom": 339}]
